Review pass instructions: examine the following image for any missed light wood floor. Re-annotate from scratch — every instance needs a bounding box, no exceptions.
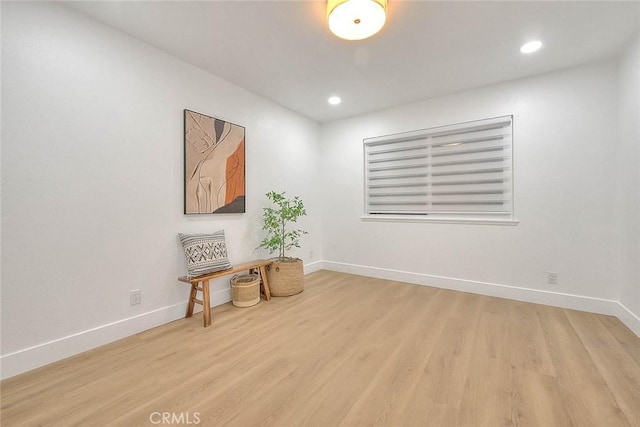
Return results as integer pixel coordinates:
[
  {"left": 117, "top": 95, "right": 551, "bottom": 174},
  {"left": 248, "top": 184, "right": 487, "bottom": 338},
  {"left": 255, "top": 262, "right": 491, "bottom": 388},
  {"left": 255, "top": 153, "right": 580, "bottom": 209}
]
[{"left": 2, "top": 270, "right": 640, "bottom": 426}]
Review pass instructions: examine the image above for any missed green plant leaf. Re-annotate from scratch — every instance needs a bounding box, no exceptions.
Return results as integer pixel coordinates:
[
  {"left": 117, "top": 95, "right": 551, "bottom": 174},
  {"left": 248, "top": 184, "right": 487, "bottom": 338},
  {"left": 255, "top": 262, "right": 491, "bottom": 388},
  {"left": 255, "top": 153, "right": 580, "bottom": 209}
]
[{"left": 258, "top": 191, "right": 309, "bottom": 260}]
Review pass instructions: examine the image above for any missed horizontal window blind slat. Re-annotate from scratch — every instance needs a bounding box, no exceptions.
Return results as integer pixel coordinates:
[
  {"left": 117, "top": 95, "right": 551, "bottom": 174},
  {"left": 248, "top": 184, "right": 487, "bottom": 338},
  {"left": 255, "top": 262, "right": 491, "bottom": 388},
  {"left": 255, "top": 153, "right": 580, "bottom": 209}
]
[
  {"left": 431, "top": 144, "right": 509, "bottom": 158},
  {"left": 431, "top": 178, "right": 505, "bottom": 186},
  {"left": 431, "top": 173, "right": 507, "bottom": 185},
  {"left": 431, "top": 194, "right": 507, "bottom": 203},
  {"left": 432, "top": 190, "right": 506, "bottom": 196},
  {"left": 431, "top": 167, "right": 507, "bottom": 177},
  {"left": 431, "top": 182, "right": 507, "bottom": 191},
  {"left": 428, "top": 204, "right": 510, "bottom": 212},
  {"left": 431, "top": 156, "right": 508, "bottom": 168},
  {"left": 368, "top": 173, "right": 428, "bottom": 180},
  {"left": 368, "top": 201, "right": 429, "bottom": 206},
  {"left": 368, "top": 211, "right": 429, "bottom": 215},
  {"left": 432, "top": 152, "right": 510, "bottom": 168},
  {"left": 366, "top": 135, "right": 427, "bottom": 147},
  {"left": 368, "top": 164, "right": 427, "bottom": 172},
  {"left": 431, "top": 133, "right": 509, "bottom": 148},
  {"left": 368, "top": 153, "right": 429, "bottom": 163},
  {"left": 368, "top": 145, "right": 428, "bottom": 156},
  {"left": 368, "top": 182, "right": 427, "bottom": 189},
  {"left": 367, "top": 211, "right": 428, "bottom": 215},
  {"left": 369, "top": 191, "right": 429, "bottom": 197},
  {"left": 369, "top": 134, "right": 509, "bottom": 151},
  {"left": 432, "top": 201, "right": 505, "bottom": 205}
]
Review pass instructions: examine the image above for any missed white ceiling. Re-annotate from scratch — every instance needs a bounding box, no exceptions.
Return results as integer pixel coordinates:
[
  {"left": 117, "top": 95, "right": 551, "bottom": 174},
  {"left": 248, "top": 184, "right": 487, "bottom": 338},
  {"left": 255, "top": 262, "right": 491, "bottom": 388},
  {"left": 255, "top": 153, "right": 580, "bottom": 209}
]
[{"left": 62, "top": 1, "right": 639, "bottom": 123}]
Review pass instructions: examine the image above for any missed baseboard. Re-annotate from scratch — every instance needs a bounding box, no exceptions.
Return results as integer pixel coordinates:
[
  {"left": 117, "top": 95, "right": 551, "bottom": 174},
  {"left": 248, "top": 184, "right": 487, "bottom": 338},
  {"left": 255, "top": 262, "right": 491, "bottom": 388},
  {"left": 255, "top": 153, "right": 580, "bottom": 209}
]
[
  {"left": 1, "top": 266, "right": 322, "bottom": 380},
  {"left": 321, "top": 260, "right": 640, "bottom": 337},
  {"left": 304, "top": 260, "right": 324, "bottom": 274},
  {"left": 612, "top": 302, "right": 640, "bottom": 337}
]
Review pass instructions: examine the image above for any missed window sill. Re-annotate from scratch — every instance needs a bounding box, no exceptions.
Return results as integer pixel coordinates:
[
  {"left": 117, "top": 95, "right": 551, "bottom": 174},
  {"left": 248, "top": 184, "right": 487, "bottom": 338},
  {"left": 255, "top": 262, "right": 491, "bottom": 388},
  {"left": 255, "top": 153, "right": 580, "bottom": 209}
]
[{"left": 360, "top": 215, "right": 519, "bottom": 226}]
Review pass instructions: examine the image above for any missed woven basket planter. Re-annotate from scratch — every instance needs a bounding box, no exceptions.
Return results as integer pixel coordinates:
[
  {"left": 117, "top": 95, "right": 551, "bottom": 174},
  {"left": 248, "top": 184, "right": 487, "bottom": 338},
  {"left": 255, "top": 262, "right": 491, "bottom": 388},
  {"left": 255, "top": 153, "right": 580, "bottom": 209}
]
[
  {"left": 266, "top": 258, "right": 304, "bottom": 297},
  {"left": 230, "top": 274, "right": 261, "bottom": 307}
]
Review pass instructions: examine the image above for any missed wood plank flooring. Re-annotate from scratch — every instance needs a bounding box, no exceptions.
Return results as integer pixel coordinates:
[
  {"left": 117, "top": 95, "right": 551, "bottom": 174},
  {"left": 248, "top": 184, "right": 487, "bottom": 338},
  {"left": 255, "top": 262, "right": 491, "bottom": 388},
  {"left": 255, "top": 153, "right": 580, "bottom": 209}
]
[{"left": 2, "top": 270, "right": 639, "bottom": 426}]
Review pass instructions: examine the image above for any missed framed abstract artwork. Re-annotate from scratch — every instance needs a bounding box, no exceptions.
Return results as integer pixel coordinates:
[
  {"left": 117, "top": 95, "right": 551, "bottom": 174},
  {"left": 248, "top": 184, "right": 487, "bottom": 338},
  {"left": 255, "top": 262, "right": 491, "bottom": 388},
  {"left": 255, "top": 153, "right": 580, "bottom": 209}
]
[{"left": 184, "top": 109, "right": 246, "bottom": 214}]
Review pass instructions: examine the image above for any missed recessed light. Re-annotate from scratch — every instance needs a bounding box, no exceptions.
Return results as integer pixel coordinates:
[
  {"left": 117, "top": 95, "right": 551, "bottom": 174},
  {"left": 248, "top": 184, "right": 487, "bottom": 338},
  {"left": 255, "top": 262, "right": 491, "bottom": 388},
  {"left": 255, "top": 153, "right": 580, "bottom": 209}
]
[
  {"left": 328, "top": 96, "right": 341, "bottom": 105},
  {"left": 520, "top": 40, "right": 542, "bottom": 54}
]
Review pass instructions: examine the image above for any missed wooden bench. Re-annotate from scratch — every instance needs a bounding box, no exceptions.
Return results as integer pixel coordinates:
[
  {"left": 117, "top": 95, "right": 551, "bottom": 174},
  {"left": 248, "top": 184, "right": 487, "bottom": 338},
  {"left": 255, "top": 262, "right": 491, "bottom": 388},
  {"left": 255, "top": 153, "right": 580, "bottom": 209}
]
[{"left": 178, "top": 259, "right": 273, "bottom": 327}]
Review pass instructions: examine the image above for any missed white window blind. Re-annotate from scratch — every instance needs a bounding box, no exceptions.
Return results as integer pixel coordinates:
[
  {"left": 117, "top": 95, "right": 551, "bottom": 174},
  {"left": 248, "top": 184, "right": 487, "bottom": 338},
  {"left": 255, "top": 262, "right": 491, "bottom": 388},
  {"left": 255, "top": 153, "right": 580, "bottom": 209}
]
[{"left": 364, "top": 116, "right": 513, "bottom": 219}]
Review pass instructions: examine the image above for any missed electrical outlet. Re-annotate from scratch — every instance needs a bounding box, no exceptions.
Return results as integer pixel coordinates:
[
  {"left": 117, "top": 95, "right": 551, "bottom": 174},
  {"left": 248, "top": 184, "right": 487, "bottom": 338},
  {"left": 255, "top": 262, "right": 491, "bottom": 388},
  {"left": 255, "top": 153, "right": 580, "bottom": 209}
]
[
  {"left": 130, "top": 289, "right": 141, "bottom": 305},
  {"left": 309, "top": 250, "right": 314, "bottom": 259},
  {"left": 547, "top": 272, "right": 558, "bottom": 285}
]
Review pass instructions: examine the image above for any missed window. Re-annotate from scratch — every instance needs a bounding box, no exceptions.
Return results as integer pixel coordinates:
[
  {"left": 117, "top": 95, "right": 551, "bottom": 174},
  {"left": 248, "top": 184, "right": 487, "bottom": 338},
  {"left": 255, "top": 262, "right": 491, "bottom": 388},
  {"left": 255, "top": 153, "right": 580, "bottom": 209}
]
[{"left": 364, "top": 115, "right": 514, "bottom": 223}]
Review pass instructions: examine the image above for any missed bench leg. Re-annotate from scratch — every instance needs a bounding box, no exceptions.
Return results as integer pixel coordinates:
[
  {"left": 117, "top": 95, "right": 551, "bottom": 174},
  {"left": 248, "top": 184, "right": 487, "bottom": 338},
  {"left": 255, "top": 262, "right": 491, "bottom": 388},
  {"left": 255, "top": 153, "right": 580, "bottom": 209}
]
[
  {"left": 259, "top": 265, "right": 272, "bottom": 301},
  {"left": 186, "top": 283, "right": 198, "bottom": 318},
  {"left": 202, "top": 280, "right": 212, "bottom": 327}
]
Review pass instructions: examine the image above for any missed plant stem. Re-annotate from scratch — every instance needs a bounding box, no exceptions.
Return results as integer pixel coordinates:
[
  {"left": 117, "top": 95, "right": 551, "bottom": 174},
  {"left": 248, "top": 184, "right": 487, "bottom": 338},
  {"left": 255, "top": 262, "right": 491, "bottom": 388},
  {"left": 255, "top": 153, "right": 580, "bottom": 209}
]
[{"left": 280, "top": 210, "right": 285, "bottom": 259}]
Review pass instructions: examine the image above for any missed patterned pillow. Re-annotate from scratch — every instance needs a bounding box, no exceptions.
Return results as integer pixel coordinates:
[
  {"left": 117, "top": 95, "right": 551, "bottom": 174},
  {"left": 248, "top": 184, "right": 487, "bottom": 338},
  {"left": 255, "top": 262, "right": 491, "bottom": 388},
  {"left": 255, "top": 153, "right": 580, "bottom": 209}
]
[{"left": 179, "top": 230, "right": 231, "bottom": 277}]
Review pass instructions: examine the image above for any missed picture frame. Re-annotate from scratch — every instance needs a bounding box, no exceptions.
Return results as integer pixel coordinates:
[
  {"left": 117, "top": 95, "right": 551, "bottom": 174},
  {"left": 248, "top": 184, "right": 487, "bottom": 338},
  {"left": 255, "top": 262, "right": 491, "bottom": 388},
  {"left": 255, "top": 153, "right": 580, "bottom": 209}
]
[{"left": 183, "top": 109, "right": 246, "bottom": 214}]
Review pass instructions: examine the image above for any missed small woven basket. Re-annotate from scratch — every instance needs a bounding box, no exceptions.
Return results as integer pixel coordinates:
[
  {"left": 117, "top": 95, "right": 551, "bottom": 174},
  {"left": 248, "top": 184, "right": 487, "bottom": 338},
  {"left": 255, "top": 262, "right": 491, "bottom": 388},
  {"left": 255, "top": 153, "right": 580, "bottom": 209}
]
[
  {"left": 267, "top": 259, "right": 304, "bottom": 297},
  {"left": 230, "top": 274, "right": 261, "bottom": 307}
]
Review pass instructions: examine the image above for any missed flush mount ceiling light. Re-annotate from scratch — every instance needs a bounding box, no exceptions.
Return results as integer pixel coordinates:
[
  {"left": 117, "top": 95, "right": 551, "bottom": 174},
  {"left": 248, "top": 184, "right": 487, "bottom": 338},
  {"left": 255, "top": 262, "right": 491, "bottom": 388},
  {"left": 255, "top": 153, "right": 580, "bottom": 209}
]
[
  {"left": 328, "top": 96, "right": 342, "bottom": 105},
  {"left": 520, "top": 40, "right": 543, "bottom": 54},
  {"left": 327, "top": 0, "right": 388, "bottom": 41}
]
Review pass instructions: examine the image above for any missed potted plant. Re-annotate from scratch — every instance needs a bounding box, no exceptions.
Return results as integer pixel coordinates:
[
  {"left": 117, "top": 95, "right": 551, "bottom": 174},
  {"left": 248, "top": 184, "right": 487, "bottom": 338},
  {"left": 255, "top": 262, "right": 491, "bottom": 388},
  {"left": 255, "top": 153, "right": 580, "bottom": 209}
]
[{"left": 259, "top": 191, "right": 308, "bottom": 296}]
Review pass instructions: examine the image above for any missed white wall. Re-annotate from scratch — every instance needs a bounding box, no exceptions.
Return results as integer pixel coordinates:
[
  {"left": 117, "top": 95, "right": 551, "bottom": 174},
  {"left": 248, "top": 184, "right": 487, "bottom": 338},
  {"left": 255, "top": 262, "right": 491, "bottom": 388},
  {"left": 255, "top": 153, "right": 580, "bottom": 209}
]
[
  {"left": 320, "top": 59, "right": 640, "bottom": 331},
  {"left": 1, "top": 2, "right": 322, "bottom": 378},
  {"left": 616, "top": 32, "right": 640, "bottom": 322}
]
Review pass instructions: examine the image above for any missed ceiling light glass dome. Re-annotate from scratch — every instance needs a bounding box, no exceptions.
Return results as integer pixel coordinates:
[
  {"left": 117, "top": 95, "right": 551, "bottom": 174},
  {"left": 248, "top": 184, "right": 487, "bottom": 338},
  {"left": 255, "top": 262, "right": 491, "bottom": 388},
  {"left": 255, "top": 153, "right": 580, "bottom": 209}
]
[{"left": 327, "top": 0, "right": 387, "bottom": 41}]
